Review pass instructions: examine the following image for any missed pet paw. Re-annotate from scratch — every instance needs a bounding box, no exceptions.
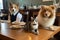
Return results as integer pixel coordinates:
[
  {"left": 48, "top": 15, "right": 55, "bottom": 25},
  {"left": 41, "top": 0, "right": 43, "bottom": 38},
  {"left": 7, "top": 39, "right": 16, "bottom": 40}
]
[
  {"left": 19, "top": 22, "right": 26, "bottom": 26},
  {"left": 49, "top": 26, "right": 56, "bottom": 31},
  {"left": 12, "top": 21, "right": 19, "bottom": 25},
  {"left": 44, "top": 27, "right": 55, "bottom": 31}
]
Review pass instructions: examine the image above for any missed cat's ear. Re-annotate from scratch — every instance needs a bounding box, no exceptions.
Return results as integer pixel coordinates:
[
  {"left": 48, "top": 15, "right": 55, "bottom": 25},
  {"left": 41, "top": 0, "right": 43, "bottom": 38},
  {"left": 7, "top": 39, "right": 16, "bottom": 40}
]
[{"left": 31, "top": 17, "right": 34, "bottom": 21}]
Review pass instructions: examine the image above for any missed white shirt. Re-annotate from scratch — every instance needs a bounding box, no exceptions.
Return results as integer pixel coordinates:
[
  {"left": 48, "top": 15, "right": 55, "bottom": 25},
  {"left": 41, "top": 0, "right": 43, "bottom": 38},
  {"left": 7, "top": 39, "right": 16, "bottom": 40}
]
[{"left": 12, "top": 11, "right": 22, "bottom": 22}]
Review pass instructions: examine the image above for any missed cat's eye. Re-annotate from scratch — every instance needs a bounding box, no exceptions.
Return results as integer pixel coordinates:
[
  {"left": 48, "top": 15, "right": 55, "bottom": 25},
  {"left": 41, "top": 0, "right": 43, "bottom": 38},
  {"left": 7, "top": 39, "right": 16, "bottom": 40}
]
[{"left": 33, "top": 24, "right": 36, "bottom": 25}]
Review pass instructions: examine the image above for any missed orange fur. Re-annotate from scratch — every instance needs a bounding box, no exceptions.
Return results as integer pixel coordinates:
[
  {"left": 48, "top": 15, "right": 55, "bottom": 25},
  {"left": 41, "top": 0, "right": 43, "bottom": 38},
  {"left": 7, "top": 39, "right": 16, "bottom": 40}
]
[
  {"left": 9, "top": 3, "right": 19, "bottom": 14},
  {"left": 39, "top": 5, "right": 55, "bottom": 18},
  {"left": 37, "top": 5, "right": 56, "bottom": 30}
]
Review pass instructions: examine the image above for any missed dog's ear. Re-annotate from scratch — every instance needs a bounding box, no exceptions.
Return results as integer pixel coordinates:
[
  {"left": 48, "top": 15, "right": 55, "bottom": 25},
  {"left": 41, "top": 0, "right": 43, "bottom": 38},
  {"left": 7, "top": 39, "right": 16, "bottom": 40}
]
[
  {"left": 40, "top": 5, "right": 47, "bottom": 10},
  {"left": 40, "top": 5, "right": 45, "bottom": 10},
  {"left": 9, "top": 2, "right": 13, "bottom": 9},
  {"left": 9, "top": 2, "right": 12, "bottom": 6},
  {"left": 50, "top": 5, "right": 56, "bottom": 10},
  {"left": 15, "top": 3, "right": 19, "bottom": 6}
]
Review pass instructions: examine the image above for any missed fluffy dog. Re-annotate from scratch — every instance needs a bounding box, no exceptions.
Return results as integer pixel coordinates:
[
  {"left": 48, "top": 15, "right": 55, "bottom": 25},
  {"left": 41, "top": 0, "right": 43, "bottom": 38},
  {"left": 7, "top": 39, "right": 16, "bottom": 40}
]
[{"left": 37, "top": 5, "right": 56, "bottom": 30}]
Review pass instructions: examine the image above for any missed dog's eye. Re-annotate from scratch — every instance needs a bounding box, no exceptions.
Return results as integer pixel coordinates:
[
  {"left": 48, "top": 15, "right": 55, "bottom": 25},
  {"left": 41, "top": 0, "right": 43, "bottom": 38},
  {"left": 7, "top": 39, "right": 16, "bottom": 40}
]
[
  {"left": 10, "top": 6, "right": 13, "bottom": 8},
  {"left": 15, "top": 7, "right": 16, "bottom": 8},
  {"left": 43, "top": 10, "right": 46, "bottom": 12}
]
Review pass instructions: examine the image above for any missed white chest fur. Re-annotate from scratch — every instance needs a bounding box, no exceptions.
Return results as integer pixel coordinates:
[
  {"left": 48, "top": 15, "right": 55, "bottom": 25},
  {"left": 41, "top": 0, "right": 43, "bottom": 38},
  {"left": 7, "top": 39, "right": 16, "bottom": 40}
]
[
  {"left": 31, "top": 18, "right": 39, "bottom": 35},
  {"left": 31, "top": 20, "right": 38, "bottom": 29},
  {"left": 37, "top": 14, "right": 56, "bottom": 28}
]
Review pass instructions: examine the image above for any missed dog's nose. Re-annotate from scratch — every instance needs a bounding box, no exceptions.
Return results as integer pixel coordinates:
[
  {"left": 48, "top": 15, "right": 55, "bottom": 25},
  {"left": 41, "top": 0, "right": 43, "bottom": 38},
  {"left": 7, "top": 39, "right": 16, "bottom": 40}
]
[
  {"left": 44, "top": 13, "right": 47, "bottom": 17},
  {"left": 45, "top": 13, "right": 47, "bottom": 16},
  {"left": 12, "top": 10, "right": 14, "bottom": 11}
]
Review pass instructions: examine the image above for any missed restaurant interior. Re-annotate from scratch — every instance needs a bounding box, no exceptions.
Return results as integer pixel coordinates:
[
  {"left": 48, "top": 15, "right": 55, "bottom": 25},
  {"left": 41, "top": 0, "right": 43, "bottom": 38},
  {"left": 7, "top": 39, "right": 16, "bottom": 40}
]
[{"left": 0, "top": 0, "right": 60, "bottom": 40}]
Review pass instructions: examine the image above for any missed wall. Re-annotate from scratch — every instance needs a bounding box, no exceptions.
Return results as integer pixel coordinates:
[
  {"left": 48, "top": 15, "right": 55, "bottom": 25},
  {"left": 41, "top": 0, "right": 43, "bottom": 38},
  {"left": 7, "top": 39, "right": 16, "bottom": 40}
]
[
  {"left": 3, "top": 0, "right": 59, "bottom": 9},
  {"left": 7, "top": 0, "right": 42, "bottom": 7}
]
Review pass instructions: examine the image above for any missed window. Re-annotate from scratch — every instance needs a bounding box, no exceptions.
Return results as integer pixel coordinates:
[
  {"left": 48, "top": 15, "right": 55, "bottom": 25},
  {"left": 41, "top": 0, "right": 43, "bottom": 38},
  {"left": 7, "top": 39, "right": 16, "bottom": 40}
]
[{"left": 0, "top": 0, "right": 3, "bottom": 9}]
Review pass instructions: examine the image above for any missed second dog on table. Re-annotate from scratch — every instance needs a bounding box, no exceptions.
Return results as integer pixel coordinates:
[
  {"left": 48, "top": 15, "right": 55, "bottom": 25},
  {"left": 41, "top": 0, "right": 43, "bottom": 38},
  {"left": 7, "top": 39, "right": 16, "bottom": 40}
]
[{"left": 37, "top": 5, "right": 56, "bottom": 31}]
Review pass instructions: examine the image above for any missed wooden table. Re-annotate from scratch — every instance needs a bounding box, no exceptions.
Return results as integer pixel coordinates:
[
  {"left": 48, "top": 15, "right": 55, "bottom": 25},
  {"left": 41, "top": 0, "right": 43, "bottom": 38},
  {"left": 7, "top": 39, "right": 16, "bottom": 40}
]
[{"left": 0, "top": 22, "right": 60, "bottom": 40}]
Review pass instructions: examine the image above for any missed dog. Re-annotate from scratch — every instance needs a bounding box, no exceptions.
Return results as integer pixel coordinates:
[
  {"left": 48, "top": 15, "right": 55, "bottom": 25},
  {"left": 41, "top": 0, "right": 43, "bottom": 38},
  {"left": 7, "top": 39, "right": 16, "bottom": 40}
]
[
  {"left": 8, "top": 3, "right": 26, "bottom": 28},
  {"left": 37, "top": 5, "right": 56, "bottom": 30},
  {"left": 8, "top": 3, "right": 23, "bottom": 23},
  {"left": 31, "top": 17, "right": 39, "bottom": 35}
]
